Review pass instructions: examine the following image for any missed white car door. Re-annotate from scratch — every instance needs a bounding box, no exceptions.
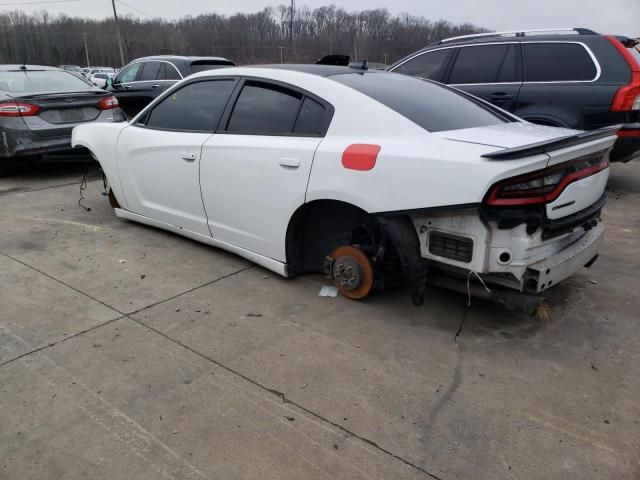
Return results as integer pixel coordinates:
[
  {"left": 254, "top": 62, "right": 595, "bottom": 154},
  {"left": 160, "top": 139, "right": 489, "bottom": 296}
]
[
  {"left": 200, "top": 80, "right": 332, "bottom": 261},
  {"left": 116, "top": 78, "right": 238, "bottom": 236}
]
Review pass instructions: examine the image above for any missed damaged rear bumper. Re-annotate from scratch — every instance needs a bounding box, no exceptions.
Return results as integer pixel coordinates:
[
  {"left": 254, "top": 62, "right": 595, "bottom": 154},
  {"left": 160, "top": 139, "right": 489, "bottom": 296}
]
[{"left": 523, "top": 222, "right": 603, "bottom": 293}]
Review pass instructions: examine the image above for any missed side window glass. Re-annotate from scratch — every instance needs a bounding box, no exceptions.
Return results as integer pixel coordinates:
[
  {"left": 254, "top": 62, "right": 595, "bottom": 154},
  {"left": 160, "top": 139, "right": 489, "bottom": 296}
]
[
  {"left": 116, "top": 63, "right": 141, "bottom": 83},
  {"left": 163, "top": 63, "right": 181, "bottom": 80},
  {"left": 523, "top": 43, "right": 597, "bottom": 81},
  {"left": 227, "top": 82, "right": 302, "bottom": 135},
  {"left": 146, "top": 80, "right": 235, "bottom": 132},
  {"left": 394, "top": 49, "right": 450, "bottom": 80},
  {"left": 449, "top": 44, "right": 511, "bottom": 84},
  {"left": 293, "top": 97, "right": 326, "bottom": 135},
  {"left": 139, "top": 61, "right": 162, "bottom": 81}
]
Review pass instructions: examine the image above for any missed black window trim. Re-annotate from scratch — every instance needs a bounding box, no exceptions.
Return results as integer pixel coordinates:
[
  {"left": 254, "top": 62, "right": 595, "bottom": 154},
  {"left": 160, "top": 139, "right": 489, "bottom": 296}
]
[
  {"left": 520, "top": 41, "right": 601, "bottom": 84},
  {"left": 135, "top": 76, "right": 241, "bottom": 133},
  {"left": 117, "top": 59, "right": 184, "bottom": 85},
  {"left": 219, "top": 76, "right": 335, "bottom": 138}
]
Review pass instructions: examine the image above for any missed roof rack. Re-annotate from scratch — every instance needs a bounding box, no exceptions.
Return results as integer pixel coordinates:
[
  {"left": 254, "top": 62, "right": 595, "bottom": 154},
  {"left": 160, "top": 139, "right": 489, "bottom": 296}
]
[{"left": 438, "top": 28, "right": 599, "bottom": 45}]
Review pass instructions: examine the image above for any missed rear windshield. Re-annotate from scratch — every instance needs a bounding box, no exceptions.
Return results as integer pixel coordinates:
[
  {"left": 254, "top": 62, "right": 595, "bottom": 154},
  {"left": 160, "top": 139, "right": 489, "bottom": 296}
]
[
  {"left": 0, "top": 70, "right": 93, "bottom": 94},
  {"left": 331, "top": 72, "right": 507, "bottom": 132},
  {"left": 189, "top": 61, "right": 235, "bottom": 74}
]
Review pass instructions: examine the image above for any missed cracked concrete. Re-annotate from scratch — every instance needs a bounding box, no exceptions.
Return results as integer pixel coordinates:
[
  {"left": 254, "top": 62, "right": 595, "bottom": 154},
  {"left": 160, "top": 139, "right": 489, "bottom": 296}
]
[{"left": 1, "top": 163, "right": 639, "bottom": 479}]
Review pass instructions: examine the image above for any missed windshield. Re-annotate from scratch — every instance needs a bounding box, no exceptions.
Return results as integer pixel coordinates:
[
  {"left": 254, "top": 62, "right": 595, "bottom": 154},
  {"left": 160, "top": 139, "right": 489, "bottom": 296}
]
[
  {"left": 0, "top": 70, "right": 93, "bottom": 94},
  {"left": 331, "top": 71, "right": 508, "bottom": 132}
]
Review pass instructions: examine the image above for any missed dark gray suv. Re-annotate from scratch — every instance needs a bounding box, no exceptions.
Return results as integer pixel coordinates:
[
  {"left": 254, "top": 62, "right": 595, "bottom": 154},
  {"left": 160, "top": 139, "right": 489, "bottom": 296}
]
[
  {"left": 108, "top": 55, "right": 235, "bottom": 118},
  {"left": 389, "top": 28, "right": 640, "bottom": 162}
]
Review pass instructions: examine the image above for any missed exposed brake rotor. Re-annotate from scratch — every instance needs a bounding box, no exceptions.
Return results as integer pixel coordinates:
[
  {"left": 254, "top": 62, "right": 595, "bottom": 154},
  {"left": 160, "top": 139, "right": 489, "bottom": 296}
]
[{"left": 328, "top": 245, "right": 374, "bottom": 299}]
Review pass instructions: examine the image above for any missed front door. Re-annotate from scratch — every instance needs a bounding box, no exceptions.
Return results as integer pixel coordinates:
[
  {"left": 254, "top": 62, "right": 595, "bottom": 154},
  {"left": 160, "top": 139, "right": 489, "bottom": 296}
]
[{"left": 116, "top": 78, "right": 238, "bottom": 236}]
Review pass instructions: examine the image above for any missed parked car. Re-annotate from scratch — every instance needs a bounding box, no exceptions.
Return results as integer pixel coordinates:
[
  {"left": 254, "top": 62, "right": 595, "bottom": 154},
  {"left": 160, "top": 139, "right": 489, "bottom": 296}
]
[
  {"left": 90, "top": 71, "right": 114, "bottom": 89},
  {"left": 107, "top": 55, "right": 235, "bottom": 118},
  {"left": 388, "top": 28, "right": 640, "bottom": 163},
  {"left": 0, "top": 65, "right": 124, "bottom": 173},
  {"left": 72, "top": 65, "right": 616, "bottom": 310},
  {"left": 59, "top": 64, "right": 84, "bottom": 74}
]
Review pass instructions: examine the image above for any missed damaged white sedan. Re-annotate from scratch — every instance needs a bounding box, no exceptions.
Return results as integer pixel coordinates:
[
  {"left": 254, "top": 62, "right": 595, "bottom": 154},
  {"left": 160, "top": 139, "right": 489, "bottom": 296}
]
[{"left": 72, "top": 65, "right": 617, "bottom": 311}]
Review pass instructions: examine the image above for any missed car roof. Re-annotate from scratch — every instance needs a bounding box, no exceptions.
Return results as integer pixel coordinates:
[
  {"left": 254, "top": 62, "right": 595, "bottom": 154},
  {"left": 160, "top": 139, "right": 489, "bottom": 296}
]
[
  {"left": 0, "top": 65, "right": 61, "bottom": 71},
  {"left": 134, "top": 55, "right": 232, "bottom": 63},
  {"left": 249, "top": 64, "right": 371, "bottom": 77}
]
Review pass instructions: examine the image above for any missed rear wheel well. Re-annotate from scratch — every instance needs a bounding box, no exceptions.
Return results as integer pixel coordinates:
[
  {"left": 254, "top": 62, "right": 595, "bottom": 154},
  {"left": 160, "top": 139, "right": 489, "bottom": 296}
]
[{"left": 285, "top": 200, "right": 378, "bottom": 276}]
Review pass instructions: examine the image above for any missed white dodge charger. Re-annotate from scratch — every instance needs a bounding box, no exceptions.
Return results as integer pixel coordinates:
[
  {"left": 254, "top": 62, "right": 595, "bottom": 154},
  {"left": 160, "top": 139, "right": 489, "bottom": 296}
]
[{"left": 72, "top": 64, "right": 617, "bottom": 310}]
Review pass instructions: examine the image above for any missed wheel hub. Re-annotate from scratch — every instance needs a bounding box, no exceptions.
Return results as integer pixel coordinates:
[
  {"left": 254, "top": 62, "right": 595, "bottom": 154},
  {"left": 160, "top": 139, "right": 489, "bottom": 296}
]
[{"left": 328, "top": 245, "right": 374, "bottom": 299}]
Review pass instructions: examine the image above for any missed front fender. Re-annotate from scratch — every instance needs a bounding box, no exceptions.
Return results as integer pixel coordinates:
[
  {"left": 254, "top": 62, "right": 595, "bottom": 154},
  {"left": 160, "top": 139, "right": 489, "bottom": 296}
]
[{"left": 72, "top": 122, "right": 129, "bottom": 208}]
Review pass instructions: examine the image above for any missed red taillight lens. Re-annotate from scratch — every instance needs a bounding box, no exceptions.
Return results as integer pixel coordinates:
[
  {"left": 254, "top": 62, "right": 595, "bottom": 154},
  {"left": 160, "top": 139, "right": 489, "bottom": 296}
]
[
  {"left": 98, "top": 96, "right": 119, "bottom": 110},
  {"left": 605, "top": 35, "right": 640, "bottom": 111},
  {"left": 486, "top": 154, "right": 609, "bottom": 207},
  {"left": 0, "top": 102, "right": 41, "bottom": 117},
  {"left": 617, "top": 129, "right": 640, "bottom": 138}
]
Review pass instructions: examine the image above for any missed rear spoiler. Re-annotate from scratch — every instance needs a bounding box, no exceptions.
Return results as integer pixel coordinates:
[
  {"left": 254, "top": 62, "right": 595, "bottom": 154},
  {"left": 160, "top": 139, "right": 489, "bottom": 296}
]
[{"left": 482, "top": 125, "right": 621, "bottom": 160}]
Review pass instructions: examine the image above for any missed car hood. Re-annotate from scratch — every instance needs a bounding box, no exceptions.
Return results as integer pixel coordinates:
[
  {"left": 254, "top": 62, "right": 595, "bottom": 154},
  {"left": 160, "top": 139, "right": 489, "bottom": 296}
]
[{"left": 433, "top": 122, "right": 579, "bottom": 149}]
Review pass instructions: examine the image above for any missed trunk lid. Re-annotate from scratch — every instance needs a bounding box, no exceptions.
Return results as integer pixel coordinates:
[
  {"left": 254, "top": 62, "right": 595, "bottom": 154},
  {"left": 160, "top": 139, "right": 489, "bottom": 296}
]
[
  {"left": 453, "top": 123, "right": 619, "bottom": 220},
  {"left": 17, "top": 91, "right": 109, "bottom": 137}
]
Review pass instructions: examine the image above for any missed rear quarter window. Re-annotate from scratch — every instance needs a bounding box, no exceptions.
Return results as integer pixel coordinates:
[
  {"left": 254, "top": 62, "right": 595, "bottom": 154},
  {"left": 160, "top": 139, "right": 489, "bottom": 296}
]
[
  {"left": 523, "top": 43, "right": 598, "bottom": 82},
  {"left": 331, "top": 72, "right": 508, "bottom": 133}
]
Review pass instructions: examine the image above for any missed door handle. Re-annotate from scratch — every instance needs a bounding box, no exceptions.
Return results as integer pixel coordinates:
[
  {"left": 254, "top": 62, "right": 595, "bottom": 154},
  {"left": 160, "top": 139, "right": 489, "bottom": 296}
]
[
  {"left": 152, "top": 84, "right": 160, "bottom": 89},
  {"left": 124, "top": 85, "right": 132, "bottom": 89},
  {"left": 181, "top": 152, "right": 196, "bottom": 162},
  {"left": 278, "top": 157, "right": 300, "bottom": 168}
]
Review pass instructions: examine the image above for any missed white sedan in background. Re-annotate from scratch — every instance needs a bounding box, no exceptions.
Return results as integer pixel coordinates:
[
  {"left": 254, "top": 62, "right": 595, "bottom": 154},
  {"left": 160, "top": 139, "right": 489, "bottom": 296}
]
[
  {"left": 72, "top": 65, "right": 616, "bottom": 311},
  {"left": 89, "top": 71, "right": 114, "bottom": 89}
]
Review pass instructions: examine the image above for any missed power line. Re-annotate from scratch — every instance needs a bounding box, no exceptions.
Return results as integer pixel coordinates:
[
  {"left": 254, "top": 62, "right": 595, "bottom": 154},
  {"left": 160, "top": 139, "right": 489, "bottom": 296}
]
[
  {"left": 115, "top": 0, "right": 152, "bottom": 18},
  {"left": 0, "top": 0, "right": 80, "bottom": 5}
]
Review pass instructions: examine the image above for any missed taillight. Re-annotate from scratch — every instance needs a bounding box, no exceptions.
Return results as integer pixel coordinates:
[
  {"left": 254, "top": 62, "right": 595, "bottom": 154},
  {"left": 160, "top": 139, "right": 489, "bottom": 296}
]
[
  {"left": 98, "top": 96, "right": 119, "bottom": 110},
  {"left": 605, "top": 35, "right": 640, "bottom": 111},
  {"left": 486, "top": 154, "right": 609, "bottom": 207},
  {"left": 0, "top": 102, "right": 41, "bottom": 117}
]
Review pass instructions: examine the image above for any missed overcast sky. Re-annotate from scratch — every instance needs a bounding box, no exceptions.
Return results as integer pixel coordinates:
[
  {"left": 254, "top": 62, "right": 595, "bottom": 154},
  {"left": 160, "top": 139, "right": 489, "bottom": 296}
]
[{"left": 4, "top": 0, "right": 638, "bottom": 38}]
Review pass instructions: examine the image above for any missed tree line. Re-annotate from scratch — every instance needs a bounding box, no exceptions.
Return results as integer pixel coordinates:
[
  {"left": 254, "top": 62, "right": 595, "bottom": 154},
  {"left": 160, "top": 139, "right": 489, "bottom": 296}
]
[{"left": 0, "top": 5, "right": 485, "bottom": 67}]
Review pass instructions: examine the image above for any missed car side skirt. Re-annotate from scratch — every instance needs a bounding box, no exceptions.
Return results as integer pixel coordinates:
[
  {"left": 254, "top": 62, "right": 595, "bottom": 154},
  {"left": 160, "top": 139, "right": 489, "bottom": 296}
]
[{"left": 114, "top": 208, "right": 288, "bottom": 277}]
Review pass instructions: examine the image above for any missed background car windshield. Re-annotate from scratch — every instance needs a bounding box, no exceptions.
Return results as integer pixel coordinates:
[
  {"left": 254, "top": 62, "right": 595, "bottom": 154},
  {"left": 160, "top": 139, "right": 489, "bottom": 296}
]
[
  {"left": 331, "top": 72, "right": 507, "bottom": 132},
  {"left": 0, "top": 70, "right": 93, "bottom": 93}
]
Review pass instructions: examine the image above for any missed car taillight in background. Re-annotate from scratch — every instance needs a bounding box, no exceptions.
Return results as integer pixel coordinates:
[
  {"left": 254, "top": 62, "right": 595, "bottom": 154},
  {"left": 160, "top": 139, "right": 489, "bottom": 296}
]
[
  {"left": 486, "top": 153, "right": 609, "bottom": 207},
  {"left": 98, "top": 96, "right": 119, "bottom": 110},
  {"left": 605, "top": 35, "right": 640, "bottom": 112},
  {"left": 0, "top": 102, "right": 41, "bottom": 117}
]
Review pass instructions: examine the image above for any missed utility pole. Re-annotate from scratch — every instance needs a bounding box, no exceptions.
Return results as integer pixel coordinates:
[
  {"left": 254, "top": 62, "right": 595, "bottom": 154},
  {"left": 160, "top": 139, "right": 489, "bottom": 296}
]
[
  {"left": 288, "top": 0, "right": 294, "bottom": 56},
  {"left": 111, "top": 0, "right": 126, "bottom": 67},
  {"left": 279, "top": 46, "right": 284, "bottom": 64},
  {"left": 383, "top": 53, "right": 389, "bottom": 66},
  {"left": 83, "top": 33, "right": 90, "bottom": 68}
]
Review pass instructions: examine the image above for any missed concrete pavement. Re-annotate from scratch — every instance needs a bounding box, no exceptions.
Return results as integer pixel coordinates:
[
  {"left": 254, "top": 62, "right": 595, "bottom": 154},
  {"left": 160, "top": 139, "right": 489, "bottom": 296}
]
[{"left": 1, "top": 162, "right": 638, "bottom": 479}]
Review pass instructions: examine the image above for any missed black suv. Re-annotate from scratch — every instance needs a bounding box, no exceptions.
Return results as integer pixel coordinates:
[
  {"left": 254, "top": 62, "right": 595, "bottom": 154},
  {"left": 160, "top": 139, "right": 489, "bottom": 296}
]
[
  {"left": 108, "top": 55, "right": 235, "bottom": 118},
  {"left": 389, "top": 28, "right": 640, "bottom": 162}
]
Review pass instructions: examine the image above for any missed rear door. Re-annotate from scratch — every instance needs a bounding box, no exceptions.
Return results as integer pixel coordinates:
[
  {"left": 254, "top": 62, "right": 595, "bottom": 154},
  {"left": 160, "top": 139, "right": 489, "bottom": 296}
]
[
  {"left": 200, "top": 79, "right": 331, "bottom": 261},
  {"left": 515, "top": 42, "right": 600, "bottom": 128},
  {"left": 154, "top": 62, "right": 183, "bottom": 95},
  {"left": 116, "top": 78, "right": 237, "bottom": 235},
  {"left": 446, "top": 43, "right": 522, "bottom": 112}
]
